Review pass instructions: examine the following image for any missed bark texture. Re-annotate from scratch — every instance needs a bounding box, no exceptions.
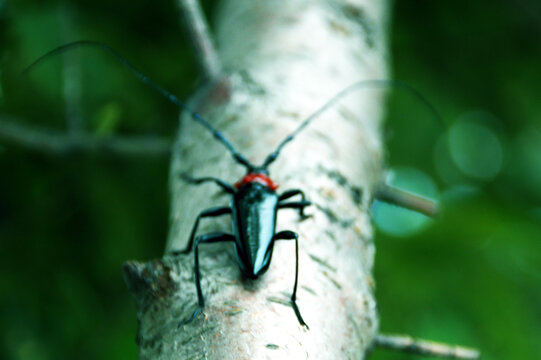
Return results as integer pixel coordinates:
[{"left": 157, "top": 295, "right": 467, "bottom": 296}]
[{"left": 123, "top": 0, "right": 389, "bottom": 358}]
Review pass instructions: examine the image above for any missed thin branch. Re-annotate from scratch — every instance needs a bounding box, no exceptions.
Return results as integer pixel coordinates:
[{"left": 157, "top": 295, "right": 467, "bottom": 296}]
[
  {"left": 176, "top": 0, "right": 222, "bottom": 79},
  {"left": 59, "top": 4, "right": 84, "bottom": 136},
  {"left": 0, "top": 116, "right": 172, "bottom": 156},
  {"left": 374, "top": 334, "right": 480, "bottom": 359},
  {"left": 374, "top": 184, "right": 439, "bottom": 218}
]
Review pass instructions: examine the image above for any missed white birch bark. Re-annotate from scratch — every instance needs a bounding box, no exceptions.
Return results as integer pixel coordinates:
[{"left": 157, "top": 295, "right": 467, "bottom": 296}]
[{"left": 123, "top": 0, "right": 389, "bottom": 358}]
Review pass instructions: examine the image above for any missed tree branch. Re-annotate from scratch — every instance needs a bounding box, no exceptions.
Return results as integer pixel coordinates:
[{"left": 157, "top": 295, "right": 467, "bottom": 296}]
[
  {"left": 374, "top": 184, "right": 439, "bottom": 218},
  {"left": 176, "top": 0, "right": 222, "bottom": 79},
  {"left": 0, "top": 116, "right": 171, "bottom": 156},
  {"left": 59, "top": 4, "right": 84, "bottom": 136},
  {"left": 127, "top": 0, "right": 391, "bottom": 358},
  {"left": 374, "top": 334, "right": 480, "bottom": 359}
]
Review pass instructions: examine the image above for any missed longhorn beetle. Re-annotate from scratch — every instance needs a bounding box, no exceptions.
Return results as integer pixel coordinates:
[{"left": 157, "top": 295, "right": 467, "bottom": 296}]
[{"left": 24, "top": 41, "right": 441, "bottom": 329}]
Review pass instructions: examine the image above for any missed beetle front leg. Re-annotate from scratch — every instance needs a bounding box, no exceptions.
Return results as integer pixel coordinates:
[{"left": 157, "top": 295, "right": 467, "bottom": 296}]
[
  {"left": 179, "top": 232, "right": 235, "bottom": 327},
  {"left": 181, "top": 173, "right": 236, "bottom": 194},
  {"left": 273, "top": 230, "right": 309, "bottom": 329}
]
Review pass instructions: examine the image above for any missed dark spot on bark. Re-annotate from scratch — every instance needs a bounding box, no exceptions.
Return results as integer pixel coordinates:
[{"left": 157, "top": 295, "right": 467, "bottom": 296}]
[
  {"left": 301, "top": 285, "right": 317, "bottom": 296},
  {"left": 351, "top": 187, "right": 363, "bottom": 205},
  {"left": 324, "top": 229, "right": 336, "bottom": 241},
  {"left": 341, "top": 4, "right": 376, "bottom": 48},
  {"left": 366, "top": 316, "right": 373, "bottom": 329},
  {"left": 322, "top": 270, "right": 342, "bottom": 289},
  {"left": 225, "top": 308, "right": 243, "bottom": 316},
  {"left": 315, "top": 203, "right": 354, "bottom": 228},
  {"left": 179, "top": 325, "right": 218, "bottom": 346},
  {"left": 348, "top": 314, "right": 364, "bottom": 347},
  {"left": 239, "top": 70, "right": 267, "bottom": 96},
  {"left": 266, "top": 344, "right": 280, "bottom": 350},
  {"left": 267, "top": 296, "right": 291, "bottom": 307},
  {"left": 124, "top": 259, "right": 180, "bottom": 314},
  {"left": 139, "top": 331, "right": 164, "bottom": 353},
  {"left": 222, "top": 299, "right": 240, "bottom": 306},
  {"left": 316, "top": 204, "right": 339, "bottom": 223},
  {"left": 283, "top": 15, "right": 298, "bottom": 25},
  {"left": 329, "top": 19, "right": 351, "bottom": 36},
  {"left": 276, "top": 109, "right": 302, "bottom": 119},
  {"left": 309, "top": 253, "right": 337, "bottom": 272},
  {"left": 199, "top": 76, "right": 232, "bottom": 110},
  {"left": 319, "top": 166, "right": 364, "bottom": 205}
]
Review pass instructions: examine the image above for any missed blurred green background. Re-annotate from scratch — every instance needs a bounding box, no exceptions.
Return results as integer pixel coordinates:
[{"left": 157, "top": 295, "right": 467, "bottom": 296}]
[{"left": 0, "top": 1, "right": 539, "bottom": 359}]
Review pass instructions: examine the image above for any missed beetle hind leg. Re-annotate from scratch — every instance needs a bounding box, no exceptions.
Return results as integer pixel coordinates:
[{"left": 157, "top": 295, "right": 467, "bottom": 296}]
[
  {"left": 274, "top": 230, "right": 309, "bottom": 329},
  {"left": 179, "top": 232, "right": 235, "bottom": 327}
]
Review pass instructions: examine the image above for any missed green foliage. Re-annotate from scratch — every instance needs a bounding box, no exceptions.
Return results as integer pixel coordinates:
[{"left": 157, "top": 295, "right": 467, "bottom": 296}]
[
  {"left": 0, "top": 1, "right": 539, "bottom": 359},
  {"left": 373, "top": 1, "right": 541, "bottom": 359}
]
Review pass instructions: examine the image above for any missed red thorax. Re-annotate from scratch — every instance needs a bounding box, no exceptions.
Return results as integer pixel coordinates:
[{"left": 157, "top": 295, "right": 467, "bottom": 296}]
[{"left": 234, "top": 173, "right": 279, "bottom": 191}]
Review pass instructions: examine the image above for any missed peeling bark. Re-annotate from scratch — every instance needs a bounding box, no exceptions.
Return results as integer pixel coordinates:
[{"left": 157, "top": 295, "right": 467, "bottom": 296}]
[{"left": 123, "top": 0, "right": 389, "bottom": 358}]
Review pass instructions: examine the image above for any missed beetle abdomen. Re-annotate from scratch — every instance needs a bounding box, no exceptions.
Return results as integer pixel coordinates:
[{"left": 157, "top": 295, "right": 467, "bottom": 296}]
[{"left": 232, "top": 182, "right": 278, "bottom": 277}]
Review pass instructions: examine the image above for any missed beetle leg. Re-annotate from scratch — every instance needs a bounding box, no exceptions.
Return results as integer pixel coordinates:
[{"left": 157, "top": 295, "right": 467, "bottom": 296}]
[
  {"left": 279, "top": 189, "right": 306, "bottom": 202},
  {"left": 278, "top": 189, "right": 310, "bottom": 217},
  {"left": 278, "top": 200, "right": 312, "bottom": 216},
  {"left": 179, "top": 232, "right": 235, "bottom": 327},
  {"left": 173, "top": 206, "right": 232, "bottom": 255},
  {"left": 273, "top": 230, "right": 309, "bottom": 329},
  {"left": 180, "top": 173, "right": 236, "bottom": 194}
]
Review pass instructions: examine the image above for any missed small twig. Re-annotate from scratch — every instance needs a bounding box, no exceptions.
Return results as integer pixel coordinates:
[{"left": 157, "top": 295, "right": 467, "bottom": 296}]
[
  {"left": 59, "top": 4, "right": 84, "bottom": 136},
  {"left": 374, "top": 334, "right": 480, "bottom": 359},
  {"left": 176, "top": 0, "right": 222, "bottom": 79},
  {"left": 0, "top": 116, "right": 171, "bottom": 156},
  {"left": 374, "top": 184, "right": 439, "bottom": 218}
]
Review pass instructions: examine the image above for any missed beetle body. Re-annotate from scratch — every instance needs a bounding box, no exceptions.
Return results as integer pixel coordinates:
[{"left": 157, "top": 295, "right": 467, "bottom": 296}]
[
  {"left": 177, "top": 171, "right": 310, "bottom": 327},
  {"left": 232, "top": 179, "right": 279, "bottom": 278}
]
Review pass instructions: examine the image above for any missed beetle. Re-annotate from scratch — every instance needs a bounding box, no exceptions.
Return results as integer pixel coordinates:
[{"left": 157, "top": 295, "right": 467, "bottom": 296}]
[
  {"left": 24, "top": 41, "right": 440, "bottom": 329},
  {"left": 174, "top": 147, "right": 312, "bottom": 328}
]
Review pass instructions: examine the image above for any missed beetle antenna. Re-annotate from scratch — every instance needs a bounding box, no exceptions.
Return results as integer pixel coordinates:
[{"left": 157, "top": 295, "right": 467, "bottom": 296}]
[
  {"left": 262, "top": 79, "right": 443, "bottom": 168},
  {"left": 22, "top": 40, "right": 254, "bottom": 170}
]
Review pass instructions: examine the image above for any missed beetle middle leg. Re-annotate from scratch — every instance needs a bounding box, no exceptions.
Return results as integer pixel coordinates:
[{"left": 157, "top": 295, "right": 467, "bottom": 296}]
[
  {"left": 273, "top": 230, "right": 309, "bottom": 329},
  {"left": 176, "top": 206, "right": 232, "bottom": 254},
  {"left": 278, "top": 200, "right": 311, "bottom": 218},
  {"left": 279, "top": 189, "right": 310, "bottom": 217},
  {"left": 279, "top": 189, "right": 307, "bottom": 202},
  {"left": 179, "top": 232, "right": 236, "bottom": 326}
]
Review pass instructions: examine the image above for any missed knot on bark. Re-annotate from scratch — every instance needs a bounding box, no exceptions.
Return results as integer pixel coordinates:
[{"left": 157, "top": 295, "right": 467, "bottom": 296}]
[{"left": 123, "top": 259, "right": 180, "bottom": 311}]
